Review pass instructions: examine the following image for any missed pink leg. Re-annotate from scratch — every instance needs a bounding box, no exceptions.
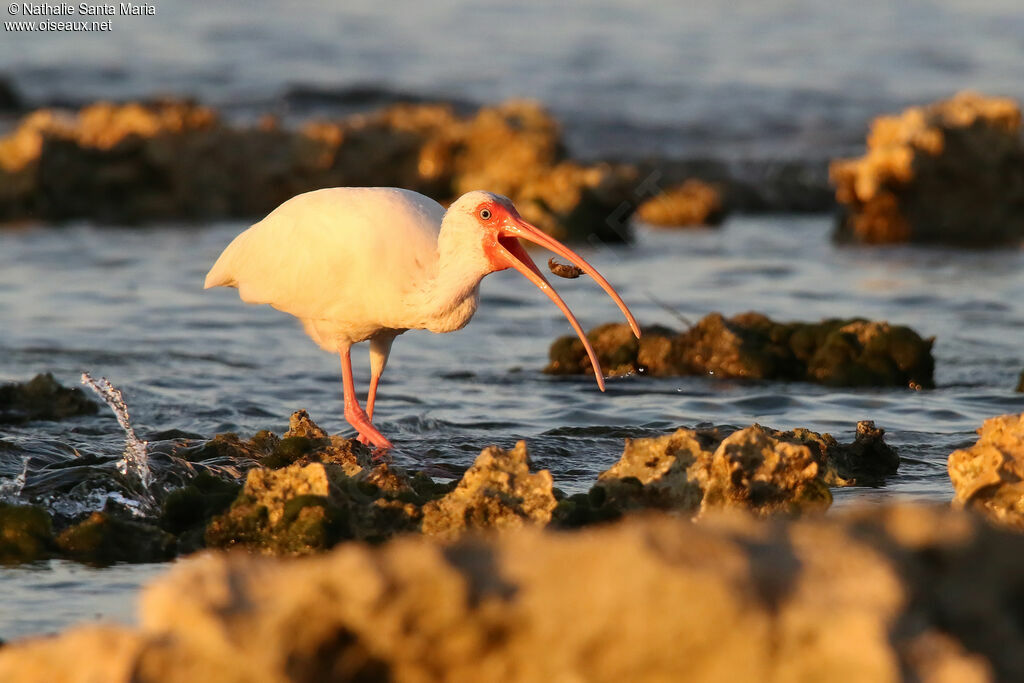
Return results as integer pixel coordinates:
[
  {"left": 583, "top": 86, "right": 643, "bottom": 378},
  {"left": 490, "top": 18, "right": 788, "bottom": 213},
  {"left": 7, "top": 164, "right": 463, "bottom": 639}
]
[{"left": 340, "top": 347, "right": 393, "bottom": 450}]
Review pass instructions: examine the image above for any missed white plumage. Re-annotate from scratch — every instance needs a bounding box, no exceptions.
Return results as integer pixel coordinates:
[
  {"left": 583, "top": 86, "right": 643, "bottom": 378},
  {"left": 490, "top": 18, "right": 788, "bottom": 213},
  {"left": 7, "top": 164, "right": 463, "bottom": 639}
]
[{"left": 205, "top": 187, "right": 639, "bottom": 449}]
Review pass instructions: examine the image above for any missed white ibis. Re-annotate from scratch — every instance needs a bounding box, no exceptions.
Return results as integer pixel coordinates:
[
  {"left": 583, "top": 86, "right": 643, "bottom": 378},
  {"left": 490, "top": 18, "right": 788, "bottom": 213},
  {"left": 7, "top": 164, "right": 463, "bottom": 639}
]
[{"left": 205, "top": 188, "right": 640, "bottom": 449}]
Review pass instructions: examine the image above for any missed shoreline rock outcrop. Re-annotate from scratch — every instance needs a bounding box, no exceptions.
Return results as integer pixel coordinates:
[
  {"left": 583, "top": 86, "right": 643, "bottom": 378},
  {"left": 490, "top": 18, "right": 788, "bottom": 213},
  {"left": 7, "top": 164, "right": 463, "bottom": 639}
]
[
  {"left": 546, "top": 313, "right": 935, "bottom": 388},
  {"left": 830, "top": 91, "right": 1024, "bottom": 245},
  {"left": 1, "top": 505, "right": 1021, "bottom": 682},
  {"left": 0, "top": 98, "right": 637, "bottom": 242}
]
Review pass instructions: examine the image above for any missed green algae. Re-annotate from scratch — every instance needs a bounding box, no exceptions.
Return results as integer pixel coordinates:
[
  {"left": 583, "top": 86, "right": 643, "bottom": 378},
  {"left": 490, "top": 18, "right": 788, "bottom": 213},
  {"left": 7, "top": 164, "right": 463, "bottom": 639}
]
[
  {"left": 0, "top": 502, "right": 56, "bottom": 564},
  {"left": 57, "top": 512, "right": 176, "bottom": 565},
  {"left": 0, "top": 373, "right": 98, "bottom": 424}
]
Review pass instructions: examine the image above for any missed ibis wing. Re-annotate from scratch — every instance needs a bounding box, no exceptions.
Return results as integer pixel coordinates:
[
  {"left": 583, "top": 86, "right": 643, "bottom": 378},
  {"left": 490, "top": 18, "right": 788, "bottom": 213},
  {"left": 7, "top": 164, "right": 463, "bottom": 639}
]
[{"left": 205, "top": 187, "right": 444, "bottom": 322}]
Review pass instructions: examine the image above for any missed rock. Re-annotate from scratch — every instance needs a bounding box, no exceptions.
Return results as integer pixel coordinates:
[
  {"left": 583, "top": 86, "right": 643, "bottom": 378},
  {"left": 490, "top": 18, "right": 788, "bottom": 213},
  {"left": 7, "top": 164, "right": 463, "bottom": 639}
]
[
  {"left": 635, "top": 179, "right": 727, "bottom": 227},
  {"left": 6, "top": 506, "right": 1024, "bottom": 681},
  {"left": 699, "top": 425, "right": 832, "bottom": 515},
  {"left": 545, "top": 313, "right": 935, "bottom": 388},
  {"left": 769, "top": 420, "right": 900, "bottom": 486},
  {"left": 205, "top": 459, "right": 424, "bottom": 555},
  {"left": 0, "top": 373, "right": 98, "bottom": 424},
  {"left": 590, "top": 425, "right": 832, "bottom": 519},
  {"left": 0, "top": 76, "right": 21, "bottom": 111},
  {"left": 948, "top": 413, "right": 1024, "bottom": 529},
  {"left": 56, "top": 511, "right": 176, "bottom": 565},
  {"left": 422, "top": 441, "right": 556, "bottom": 539},
  {"left": 830, "top": 92, "right": 1024, "bottom": 245},
  {"left": 0, "top": 502, "right": 55, "bottom": 564},
  {"left": 0, "top": 98, "right": 636, "bottom": 241},
  {"left": 159, "top": 472, "right": 242, "bottom": 553},
  {"left": 513, "top": 161, "right": 638, "bottom": 243},
  {"left": 1016, "top": 370, "right": 1023, "bottom": 392}
]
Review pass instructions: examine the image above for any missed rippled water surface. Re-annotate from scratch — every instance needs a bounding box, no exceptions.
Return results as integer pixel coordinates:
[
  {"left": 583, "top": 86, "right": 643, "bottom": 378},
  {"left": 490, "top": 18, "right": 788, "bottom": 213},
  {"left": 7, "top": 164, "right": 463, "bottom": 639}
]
[
  {"left": 2, "top": 217, "right": 1024, "bottom": 637},
  {"left": 4, "top": 0, "right": 1024, "bottom": 158}
]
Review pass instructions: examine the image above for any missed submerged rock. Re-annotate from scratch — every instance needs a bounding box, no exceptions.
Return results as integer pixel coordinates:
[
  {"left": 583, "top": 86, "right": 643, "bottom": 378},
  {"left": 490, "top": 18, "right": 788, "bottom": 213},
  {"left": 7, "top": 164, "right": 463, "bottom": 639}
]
[
  {"left": 0, "top": 502, "right": 55, "bottom": 564},
  {"left": 422, "top": 441, "right": 556, "bottom": 539},
  {"left": 948, "top": 412, "right": 1024, "bottom": 529},
  {"left": 635, "top": 179, "right": 726, "bottom": 227},
  {"left": 546, "top": 313, "right": 935, "bottom": 388},
  {"left": 56, "top": 511, "right": 176, "bottom": 565},
  {"left": 831, "top": 91, "right": 1024, "bottom": 245},
  {"left": 5, "top": 506, "right": 1024, "bottom": 682},
  {"left": 0, "top": 373, "right": 98, "bottom": 424}
]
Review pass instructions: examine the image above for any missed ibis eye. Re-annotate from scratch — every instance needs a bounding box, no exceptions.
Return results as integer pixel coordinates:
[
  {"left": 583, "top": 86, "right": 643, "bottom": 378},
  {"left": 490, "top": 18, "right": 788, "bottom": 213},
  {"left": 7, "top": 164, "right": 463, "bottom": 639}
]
[{"left": 480, "top": 208, "right": 492, "bottom": 220}]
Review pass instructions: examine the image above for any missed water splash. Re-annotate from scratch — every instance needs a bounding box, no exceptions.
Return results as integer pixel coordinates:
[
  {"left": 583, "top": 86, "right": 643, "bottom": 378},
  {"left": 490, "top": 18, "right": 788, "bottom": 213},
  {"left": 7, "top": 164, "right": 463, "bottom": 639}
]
[
  {"left": 0, "top": 456, "right": 28, "bottom": 502},
  {"left": 80, "top": 373, "right": 155, "bottom": 510}
]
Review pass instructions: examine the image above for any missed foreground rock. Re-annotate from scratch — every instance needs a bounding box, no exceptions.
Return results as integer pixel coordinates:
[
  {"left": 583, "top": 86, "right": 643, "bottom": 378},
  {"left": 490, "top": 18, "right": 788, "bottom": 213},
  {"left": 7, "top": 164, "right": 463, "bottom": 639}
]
[
  {"left": 830, "top": 91, "right": 1024, "bottom": 245},
  {"left": 546, "top": 313, "right": 935, "bottom": 388},
  {"left": 0, "top": 373, "right": 98, "bottom": 424},
  {"left": 2, "top": 506, "right": 1022, "bottom": 682},
  {"left": 0, "top": 98, "right": 635, "bottom": 242},
  {"left": 948, "top": 412, "right": 1024, "bottom": 529}
]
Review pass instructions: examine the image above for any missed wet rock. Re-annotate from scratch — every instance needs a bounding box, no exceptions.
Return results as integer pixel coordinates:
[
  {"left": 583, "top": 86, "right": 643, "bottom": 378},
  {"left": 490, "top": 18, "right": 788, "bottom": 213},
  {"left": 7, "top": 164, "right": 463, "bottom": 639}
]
[
  {"left": 7, "top": 506, "right": 1024, "bottom": 682},
  {"left": 56, "top": 511, "right": 176, "bottom": 565},
  {"left": 204, "top": 459, "right": 424, "bottom": 555},
  {"left": 546, "top": 313, "right": 935, "bottom": 388},
  {"left": 635, "top": 179, "right": 726, "bottom": 227},
  {"left": 159, "top": 472, "right": 241, "bottom": 554},
  {"left": 699, "top": 425, "right": 832, "bottom": 515},
  {"left": 770, "top": 420, "right": 900, "bottom": 486},
  {"left": 831, "top": 91, "right": 1024, "bottom": 245},
  {"left": 590, "top": 425, "right": 832, "bottom": 519},
  {"left": 0, "top": 373, "right": 98, "bottom": 424},
  {"left": 1016, "top": 369, "right": 1023, "bottom": 392},
  {"left": 0, "top": 502, "right": 55, "bottom": 564},
  {"left": 422, "top": 441, "right": 556, "bottom": 539},
  {"left": 948, "top": 412, "right": 1024, "bottom": 529}
]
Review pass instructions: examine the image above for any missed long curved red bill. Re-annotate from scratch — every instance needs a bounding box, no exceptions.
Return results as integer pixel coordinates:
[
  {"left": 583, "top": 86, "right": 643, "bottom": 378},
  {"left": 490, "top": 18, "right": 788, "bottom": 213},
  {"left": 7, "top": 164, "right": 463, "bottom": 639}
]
[{"left": 491, "top": 217, "right": 640, "bottom": 391}]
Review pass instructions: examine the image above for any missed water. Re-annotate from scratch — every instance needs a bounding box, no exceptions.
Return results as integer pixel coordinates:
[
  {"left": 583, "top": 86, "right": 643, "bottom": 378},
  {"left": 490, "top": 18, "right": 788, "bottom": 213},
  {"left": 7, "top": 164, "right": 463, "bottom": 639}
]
[{"left": 3, "top": 1, "right": 1024, "bottom": 159}]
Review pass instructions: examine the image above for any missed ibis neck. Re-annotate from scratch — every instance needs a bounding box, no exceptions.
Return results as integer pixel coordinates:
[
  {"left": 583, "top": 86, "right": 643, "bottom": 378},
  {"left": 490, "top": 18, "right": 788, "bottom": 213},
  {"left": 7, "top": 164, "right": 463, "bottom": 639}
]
[{"left": 414, "top": 228, "right": 490, "bottom": 333}]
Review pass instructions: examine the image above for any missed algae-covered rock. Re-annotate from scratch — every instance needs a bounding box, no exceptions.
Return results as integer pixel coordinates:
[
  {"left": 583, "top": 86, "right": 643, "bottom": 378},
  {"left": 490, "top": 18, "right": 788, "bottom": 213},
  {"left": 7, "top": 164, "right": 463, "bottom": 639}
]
[
  {"left": 699, "top": 425, "right": 832, "bottom": 516},
  {"left": 205, "top": 460, "right": 424, "bottom": 555},
  {"left": 0, "top": 373, "right": 98, "bottom": 424},
  {"left": 56, "top": 511, "right": 176, "bottom": 564},
  {"left": 948, "top": 413, "right": 1024, "bottom": 529},
  {"left": 636, "top": 179, "right": 726, "bottom": 227},
  {"left": 591, "top": 425, "right": 833, "bottom": 519},
  {"left": 184, "top": 411, "right": 370, "bottom": 476},
  {"left": 546, "top": 313, "right": 935, "bottom": 388},
  {"left": 0, "top": 502, "right": 55, "bottom": 564},
  {"left": 159, "top": 472, "right": 241, "bottom": 553},
  {"left": 8, "top": 506, "right": 1024, "bottom": 682},
  {"left": 422, "top": 441, "right": 556, "bottom": 539},
  {"left": 830, "top": 91, "right": 1024, "bottom": 245},
  {"left": 593, "top": 428, "right": 718, "bottom": 513}
]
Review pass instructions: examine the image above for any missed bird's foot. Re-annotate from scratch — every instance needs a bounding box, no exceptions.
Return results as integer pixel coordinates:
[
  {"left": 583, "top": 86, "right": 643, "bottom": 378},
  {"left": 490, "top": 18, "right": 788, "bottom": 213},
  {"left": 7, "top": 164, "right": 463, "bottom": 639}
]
[{"left": 357, "top": 429, "right": 393, "bottom": 451}]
